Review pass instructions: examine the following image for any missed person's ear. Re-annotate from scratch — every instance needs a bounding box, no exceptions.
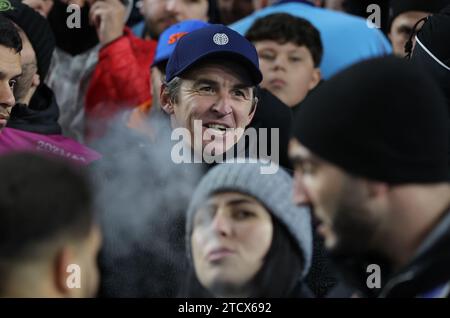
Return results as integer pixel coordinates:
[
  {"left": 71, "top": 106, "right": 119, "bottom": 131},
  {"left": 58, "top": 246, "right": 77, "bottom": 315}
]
[
  {"left": 365, "top": 180, "right": 389, "bottom": 200},
  {"left": 160, "top": 84, "right": 175, "bottom": 115},
  {"left": 363, "top": 180, "right": 390, "bottom": 218},
  {"left": 53, "top": 247, "right": 75, "bottom": 297},
  {"left": 246, "top": 96, "right": 258, "bottom": 126},
  {"left": 32, "top": 73, "right": 40, "bottom": 89},
  {"left": 308, "top": 68, "right": 321, "bottom": 91}
]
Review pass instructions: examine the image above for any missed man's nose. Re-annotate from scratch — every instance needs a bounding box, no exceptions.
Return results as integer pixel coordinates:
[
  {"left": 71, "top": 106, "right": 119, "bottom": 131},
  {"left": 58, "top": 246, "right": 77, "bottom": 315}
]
[
  {"left": 273, "top": 55, "right": 287, "bottom": 71},
  {"left": 211, "top": 92, "right": 233, "bottom": 116},
  {"left": 292, "top": 172, "right": 312, "bottom": 206},
  {"left": 0, "top": 82, "right": 16, "bottom": 110}
]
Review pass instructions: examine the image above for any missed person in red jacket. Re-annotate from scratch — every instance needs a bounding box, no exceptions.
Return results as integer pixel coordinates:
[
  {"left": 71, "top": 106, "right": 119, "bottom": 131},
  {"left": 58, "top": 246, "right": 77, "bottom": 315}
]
[{"left": 84, "top": 0, "right": 157, "bottom": 140}]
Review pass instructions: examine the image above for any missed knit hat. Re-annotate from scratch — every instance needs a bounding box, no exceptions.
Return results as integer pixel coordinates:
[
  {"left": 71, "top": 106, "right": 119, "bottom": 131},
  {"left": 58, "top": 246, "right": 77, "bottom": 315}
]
[
  {"left": 389, "top": 0, "right": 449, "bottom": 30},
  {"left": 186, "top": 162, "right": 312, "bottom": 279},
  {"left": 1, "top": 0, "right": 55, "bottom": 80},
  {"left": 292, "top": 56, "right": 449, "bottom": 184}
]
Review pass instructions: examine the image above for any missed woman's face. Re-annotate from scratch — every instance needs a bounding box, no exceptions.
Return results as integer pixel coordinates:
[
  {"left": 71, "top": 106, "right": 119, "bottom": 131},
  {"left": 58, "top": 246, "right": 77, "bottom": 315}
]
[{"left": 191, "top": 192, "right": 273, "bottom": 297}]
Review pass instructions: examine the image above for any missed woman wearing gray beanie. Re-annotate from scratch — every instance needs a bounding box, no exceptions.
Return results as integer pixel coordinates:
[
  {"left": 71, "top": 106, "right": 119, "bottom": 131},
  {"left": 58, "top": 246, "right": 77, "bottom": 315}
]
[{"left": 183, "top": 161, "right": 313, "bottom": 297}]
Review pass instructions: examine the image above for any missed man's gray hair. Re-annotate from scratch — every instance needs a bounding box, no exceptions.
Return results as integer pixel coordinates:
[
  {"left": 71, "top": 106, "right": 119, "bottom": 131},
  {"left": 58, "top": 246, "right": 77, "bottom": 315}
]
[{"left": 165, "top": 76, "right": 183, "bottom": 104}]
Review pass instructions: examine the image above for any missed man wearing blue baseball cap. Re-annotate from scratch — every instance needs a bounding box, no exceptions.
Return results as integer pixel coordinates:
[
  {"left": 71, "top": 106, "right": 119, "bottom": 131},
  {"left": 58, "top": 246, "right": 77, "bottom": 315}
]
[
  {"left": 129, "top": 21, "right": 294, "bottom": 170},
  {"left": 160, "top": 24, "right": 263, "bottom": 159},
  {"left": 127, "top": 20, "right": 209, "bottom": 132}
]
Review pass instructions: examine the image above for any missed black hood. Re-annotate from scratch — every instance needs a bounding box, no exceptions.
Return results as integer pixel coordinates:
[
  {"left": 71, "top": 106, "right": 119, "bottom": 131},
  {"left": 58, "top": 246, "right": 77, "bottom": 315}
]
[
  {"left": 7, "top": 84, "right": 62, "bottom": 135},
  {"left": 411, "top": 4, "right": 450, "bottom": 181},
  {"left": 411, "top": 4, "right": 450, "bottom": 105}
]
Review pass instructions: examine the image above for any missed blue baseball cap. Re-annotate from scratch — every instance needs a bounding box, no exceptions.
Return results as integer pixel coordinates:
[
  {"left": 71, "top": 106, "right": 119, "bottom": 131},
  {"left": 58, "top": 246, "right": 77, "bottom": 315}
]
[
  {"left": 152, "top": 20, "right": 210, "bottom": 67},
  {"left": 166, "top": 24, "right": 263, "bottom": 85}
]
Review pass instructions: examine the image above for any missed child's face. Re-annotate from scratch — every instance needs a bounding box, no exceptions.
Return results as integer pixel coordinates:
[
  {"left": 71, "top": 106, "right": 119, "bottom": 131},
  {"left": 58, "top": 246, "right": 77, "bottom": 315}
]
[{"left": 255, "top": 41, "right": 321, "bottom": 108}]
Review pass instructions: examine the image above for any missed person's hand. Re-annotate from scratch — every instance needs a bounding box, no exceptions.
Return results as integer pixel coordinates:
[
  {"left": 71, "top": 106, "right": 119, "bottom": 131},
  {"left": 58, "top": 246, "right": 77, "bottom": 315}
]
[{"left": 89, "top": 0, "right": 126, "bottom": 46}]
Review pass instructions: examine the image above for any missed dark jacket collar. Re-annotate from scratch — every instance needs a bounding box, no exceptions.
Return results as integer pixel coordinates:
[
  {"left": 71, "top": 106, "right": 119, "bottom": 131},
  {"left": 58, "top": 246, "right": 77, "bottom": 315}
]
[
  {"left": 7, "top": 84, "right": 62, "bottom": 135},
  {"left": 379, "top": 208, "right": 450, "bottom": 298},
  {"left": 331, "top": 207, "right": 450, "bottom": 298}
]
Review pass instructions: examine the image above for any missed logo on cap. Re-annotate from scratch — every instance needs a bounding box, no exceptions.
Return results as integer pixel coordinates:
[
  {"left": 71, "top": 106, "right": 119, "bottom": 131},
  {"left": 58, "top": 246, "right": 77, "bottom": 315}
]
[
  {"left": 213, "top": 33, "right": 229, "bottom": 46},
  {"left": 168, "top": 32, "right": 188, "bottom": 45}
]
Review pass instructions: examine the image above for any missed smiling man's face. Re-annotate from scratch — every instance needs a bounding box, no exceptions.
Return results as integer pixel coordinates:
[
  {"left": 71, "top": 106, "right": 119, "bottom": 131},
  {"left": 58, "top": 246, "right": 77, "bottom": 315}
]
[{"left": 162, "top": 60, "right": 257, "bottom": 157}]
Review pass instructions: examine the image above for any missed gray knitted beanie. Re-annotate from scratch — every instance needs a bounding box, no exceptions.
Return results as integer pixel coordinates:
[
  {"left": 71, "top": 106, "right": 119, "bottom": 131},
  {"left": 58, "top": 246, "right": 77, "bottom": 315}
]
[{"left": 186, "top": 162, "right": 312, "bottom": 278}]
